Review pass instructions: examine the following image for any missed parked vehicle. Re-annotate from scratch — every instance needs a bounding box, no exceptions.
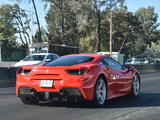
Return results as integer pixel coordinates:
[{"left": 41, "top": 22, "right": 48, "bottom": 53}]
[
  {"left": 125, "top": 58, "right": 149, "bottom": 65},
  {"left": 16, "top": 54, "right": 140, "bottom": 106},
  {"left": 125, "top": 53, "right": 159, "bottom": 65},
  {"left": 15, "top": 53, "right": 59, "bottom": 67},
  {"left": 135, "top": 53, "right": 157, "bottom": 64}
]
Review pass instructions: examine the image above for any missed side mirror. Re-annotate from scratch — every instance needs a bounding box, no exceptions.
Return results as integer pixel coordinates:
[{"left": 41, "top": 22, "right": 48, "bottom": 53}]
[{"left": 45, "top": 59, "right": 52, "bottom": 62}]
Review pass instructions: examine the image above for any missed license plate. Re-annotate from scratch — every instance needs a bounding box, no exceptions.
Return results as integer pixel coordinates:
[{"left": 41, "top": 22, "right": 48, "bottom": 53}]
[{"left": 40, "top": 80, "right": 53, "bottom": 88}]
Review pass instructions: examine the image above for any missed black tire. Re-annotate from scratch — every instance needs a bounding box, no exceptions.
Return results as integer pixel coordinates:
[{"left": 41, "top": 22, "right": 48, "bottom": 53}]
[
  {"left": 20, "top": 95, "right": 39, "bottom": 105},
  {"left": 130, "top": 74, "right": 140, "bottom": 96},
  {"left": 93, "top": 77, "right": 107, "bottom": 107}
]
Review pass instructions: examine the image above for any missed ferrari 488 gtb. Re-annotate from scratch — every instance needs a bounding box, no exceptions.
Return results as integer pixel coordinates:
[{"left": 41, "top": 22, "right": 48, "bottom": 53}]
[{"left": 16, "top": 54, "right": 140, "bottom": 106}]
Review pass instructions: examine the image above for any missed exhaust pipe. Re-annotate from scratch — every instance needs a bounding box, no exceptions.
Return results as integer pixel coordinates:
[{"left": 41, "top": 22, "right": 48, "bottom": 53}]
[
  {"left": 60, "top": 89, "right": 67, "bottom": 95},
  {"left": 60, "top": 90, "right": 64, "bottom": 95},
  {"left": 44, "top": 92, "right": 50, "bottom": 100}
]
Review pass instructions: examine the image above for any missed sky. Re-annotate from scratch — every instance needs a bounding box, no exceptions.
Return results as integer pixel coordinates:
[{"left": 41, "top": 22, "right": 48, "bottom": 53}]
[
  {"left": 126, "top": 0, "right": 160, "bottom": 20},
  {"left": 0, "top": 0, "right": 160, "bottom": 33},
  {"left": 0, "top": 0, "right": 47, "bottom": 34}
]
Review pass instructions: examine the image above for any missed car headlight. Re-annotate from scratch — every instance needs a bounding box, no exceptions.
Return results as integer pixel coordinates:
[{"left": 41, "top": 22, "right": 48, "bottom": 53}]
[{"left": 145, "top": 60, "right": 149, "bottom": 64}]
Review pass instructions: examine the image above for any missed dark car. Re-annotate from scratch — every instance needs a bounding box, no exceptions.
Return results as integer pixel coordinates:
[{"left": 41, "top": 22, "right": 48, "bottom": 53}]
[
  {"left": 125, "top": 53, "right": 160, "bottom": 65},
  {"left": 135, "top": 53, "right": 158, "bottom": 64}
]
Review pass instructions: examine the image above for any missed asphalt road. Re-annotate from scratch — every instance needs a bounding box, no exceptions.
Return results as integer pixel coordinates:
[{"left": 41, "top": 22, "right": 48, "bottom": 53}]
[{"left": 0, "top": 73, "right": 160, "bottom": 120}]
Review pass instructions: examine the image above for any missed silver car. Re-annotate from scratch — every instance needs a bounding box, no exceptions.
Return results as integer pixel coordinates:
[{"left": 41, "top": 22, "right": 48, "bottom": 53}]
[{"left": 15, "top": 53, "right": 59, "bottom": 67}]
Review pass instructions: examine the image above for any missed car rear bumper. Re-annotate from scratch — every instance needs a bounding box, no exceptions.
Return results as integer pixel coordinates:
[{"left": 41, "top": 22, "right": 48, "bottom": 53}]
[
  {"left": 16, "top": 75, "right": 96, "bottom": 100},
  {"left": 19, "top": 87, "right": 82, "bottom": 96},
  {"left": 18, "top": 87, "right": 84, "bottom": 101}
]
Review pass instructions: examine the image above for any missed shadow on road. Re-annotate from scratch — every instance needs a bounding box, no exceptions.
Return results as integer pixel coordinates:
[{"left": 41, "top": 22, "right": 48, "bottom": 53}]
[
  {"left": 37, "top": 92, "right": 160, "bottom": 109},
  {"left": 105, "top": 92, "right": 160, "bottom": 108}
]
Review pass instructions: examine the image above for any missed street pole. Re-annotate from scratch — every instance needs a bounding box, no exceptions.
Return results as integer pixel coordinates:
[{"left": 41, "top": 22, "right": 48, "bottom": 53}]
[
  {"left": 30, "top": 1, "right": 33, "bottom": 45},
  {"left": 109, "top": 0, "right": 122, "bottom": 57},
  {"left": 109, "top": 7, "right": 113, "bottom": 57},
  {"left": 0, "top": 41, "right": 2, "bottom": 62}
]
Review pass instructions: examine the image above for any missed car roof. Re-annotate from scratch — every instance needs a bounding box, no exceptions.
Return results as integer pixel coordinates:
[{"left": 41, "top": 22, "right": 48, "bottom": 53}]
[{"left": 63, "top": 54, "right": 104, "bottom": 59}]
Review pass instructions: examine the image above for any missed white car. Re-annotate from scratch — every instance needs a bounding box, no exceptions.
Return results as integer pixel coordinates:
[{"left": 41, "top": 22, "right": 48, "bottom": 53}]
[{"left": 15, "top": 53, "right": 59, "bottom": 67}]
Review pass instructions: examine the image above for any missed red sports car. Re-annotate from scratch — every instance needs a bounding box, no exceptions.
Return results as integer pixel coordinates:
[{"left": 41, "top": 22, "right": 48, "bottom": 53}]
[{"left": 16, "top": 54, "right": 140, "bottom": 106}]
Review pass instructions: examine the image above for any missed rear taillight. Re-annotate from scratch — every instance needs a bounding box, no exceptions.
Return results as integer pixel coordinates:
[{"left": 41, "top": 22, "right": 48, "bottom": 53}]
[
  {"left": 65, "top": 67, "right": 89, "bottom": 75},
  {"left": 17, "top": 67, "right": 32, "bottom": 75}
]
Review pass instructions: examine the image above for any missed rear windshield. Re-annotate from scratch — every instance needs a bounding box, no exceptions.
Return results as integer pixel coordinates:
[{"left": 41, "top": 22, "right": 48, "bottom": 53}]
[{"left": 45, "top": 56, "right": 94, "bottom": 66}]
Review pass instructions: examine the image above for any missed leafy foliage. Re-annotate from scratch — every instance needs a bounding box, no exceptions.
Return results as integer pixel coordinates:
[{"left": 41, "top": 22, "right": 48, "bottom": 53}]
[
  {"left": 135, "top": 7, "right": 160, "bottom": 45},
  {"left": 1, "top": 0, "right": 160, "bottom": 60},
  {"left": 0, "top": 5, "right": 17, "bottom": 60}
]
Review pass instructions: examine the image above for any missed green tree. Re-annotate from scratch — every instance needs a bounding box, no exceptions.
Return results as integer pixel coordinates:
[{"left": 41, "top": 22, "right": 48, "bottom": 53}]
[
  {"left": 45, "top": 0, "right": 86, "bottom": 46},
  {"left": 112, "top": 9, "right": 143, "bottom": 56},
  {"left": 0, "top": 4, "right": 32, "bottom": 60},
  {"left": 146, "top": 42, "right": 160, "bottom": 57},
  {"left": 43, "top": 0, "right": 125, "bottom": 53},
  {"left": 33, "top": 27, "right": 48, "bottom": 42},
  {"left": 11, "top": 4, "right": 31, "bottom": 46},
  {"left": 101, "top": 2, "right": 157, "bottom": 58},
  {"left": 11, "top": 0, "right": 42, "bottom": 41},
  {"left": 0, "top": 5, "right": 17, "bottom": 60},
  {"left": 135, "top": 6, "right": 160, "bottom": 45}
]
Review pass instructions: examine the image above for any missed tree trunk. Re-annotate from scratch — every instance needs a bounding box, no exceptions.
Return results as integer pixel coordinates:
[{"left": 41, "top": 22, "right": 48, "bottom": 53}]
[
  {"left": 59, "top": 0, "right": 64, "bottom": 44},
  {"left": 109, "top": 7, "right": 113, "bottom": 57},
  {"left": 96, "top": 9, "right": 101, "bottom": 52}
]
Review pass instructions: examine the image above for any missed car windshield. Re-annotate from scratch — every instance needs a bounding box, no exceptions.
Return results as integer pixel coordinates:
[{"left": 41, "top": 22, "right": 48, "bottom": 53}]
[
  {"left": 45, "top": 56, "right": 94, "bottom": 66},
  {"left": 23, "top": 55, "right": 45, "bottom": 61}
]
